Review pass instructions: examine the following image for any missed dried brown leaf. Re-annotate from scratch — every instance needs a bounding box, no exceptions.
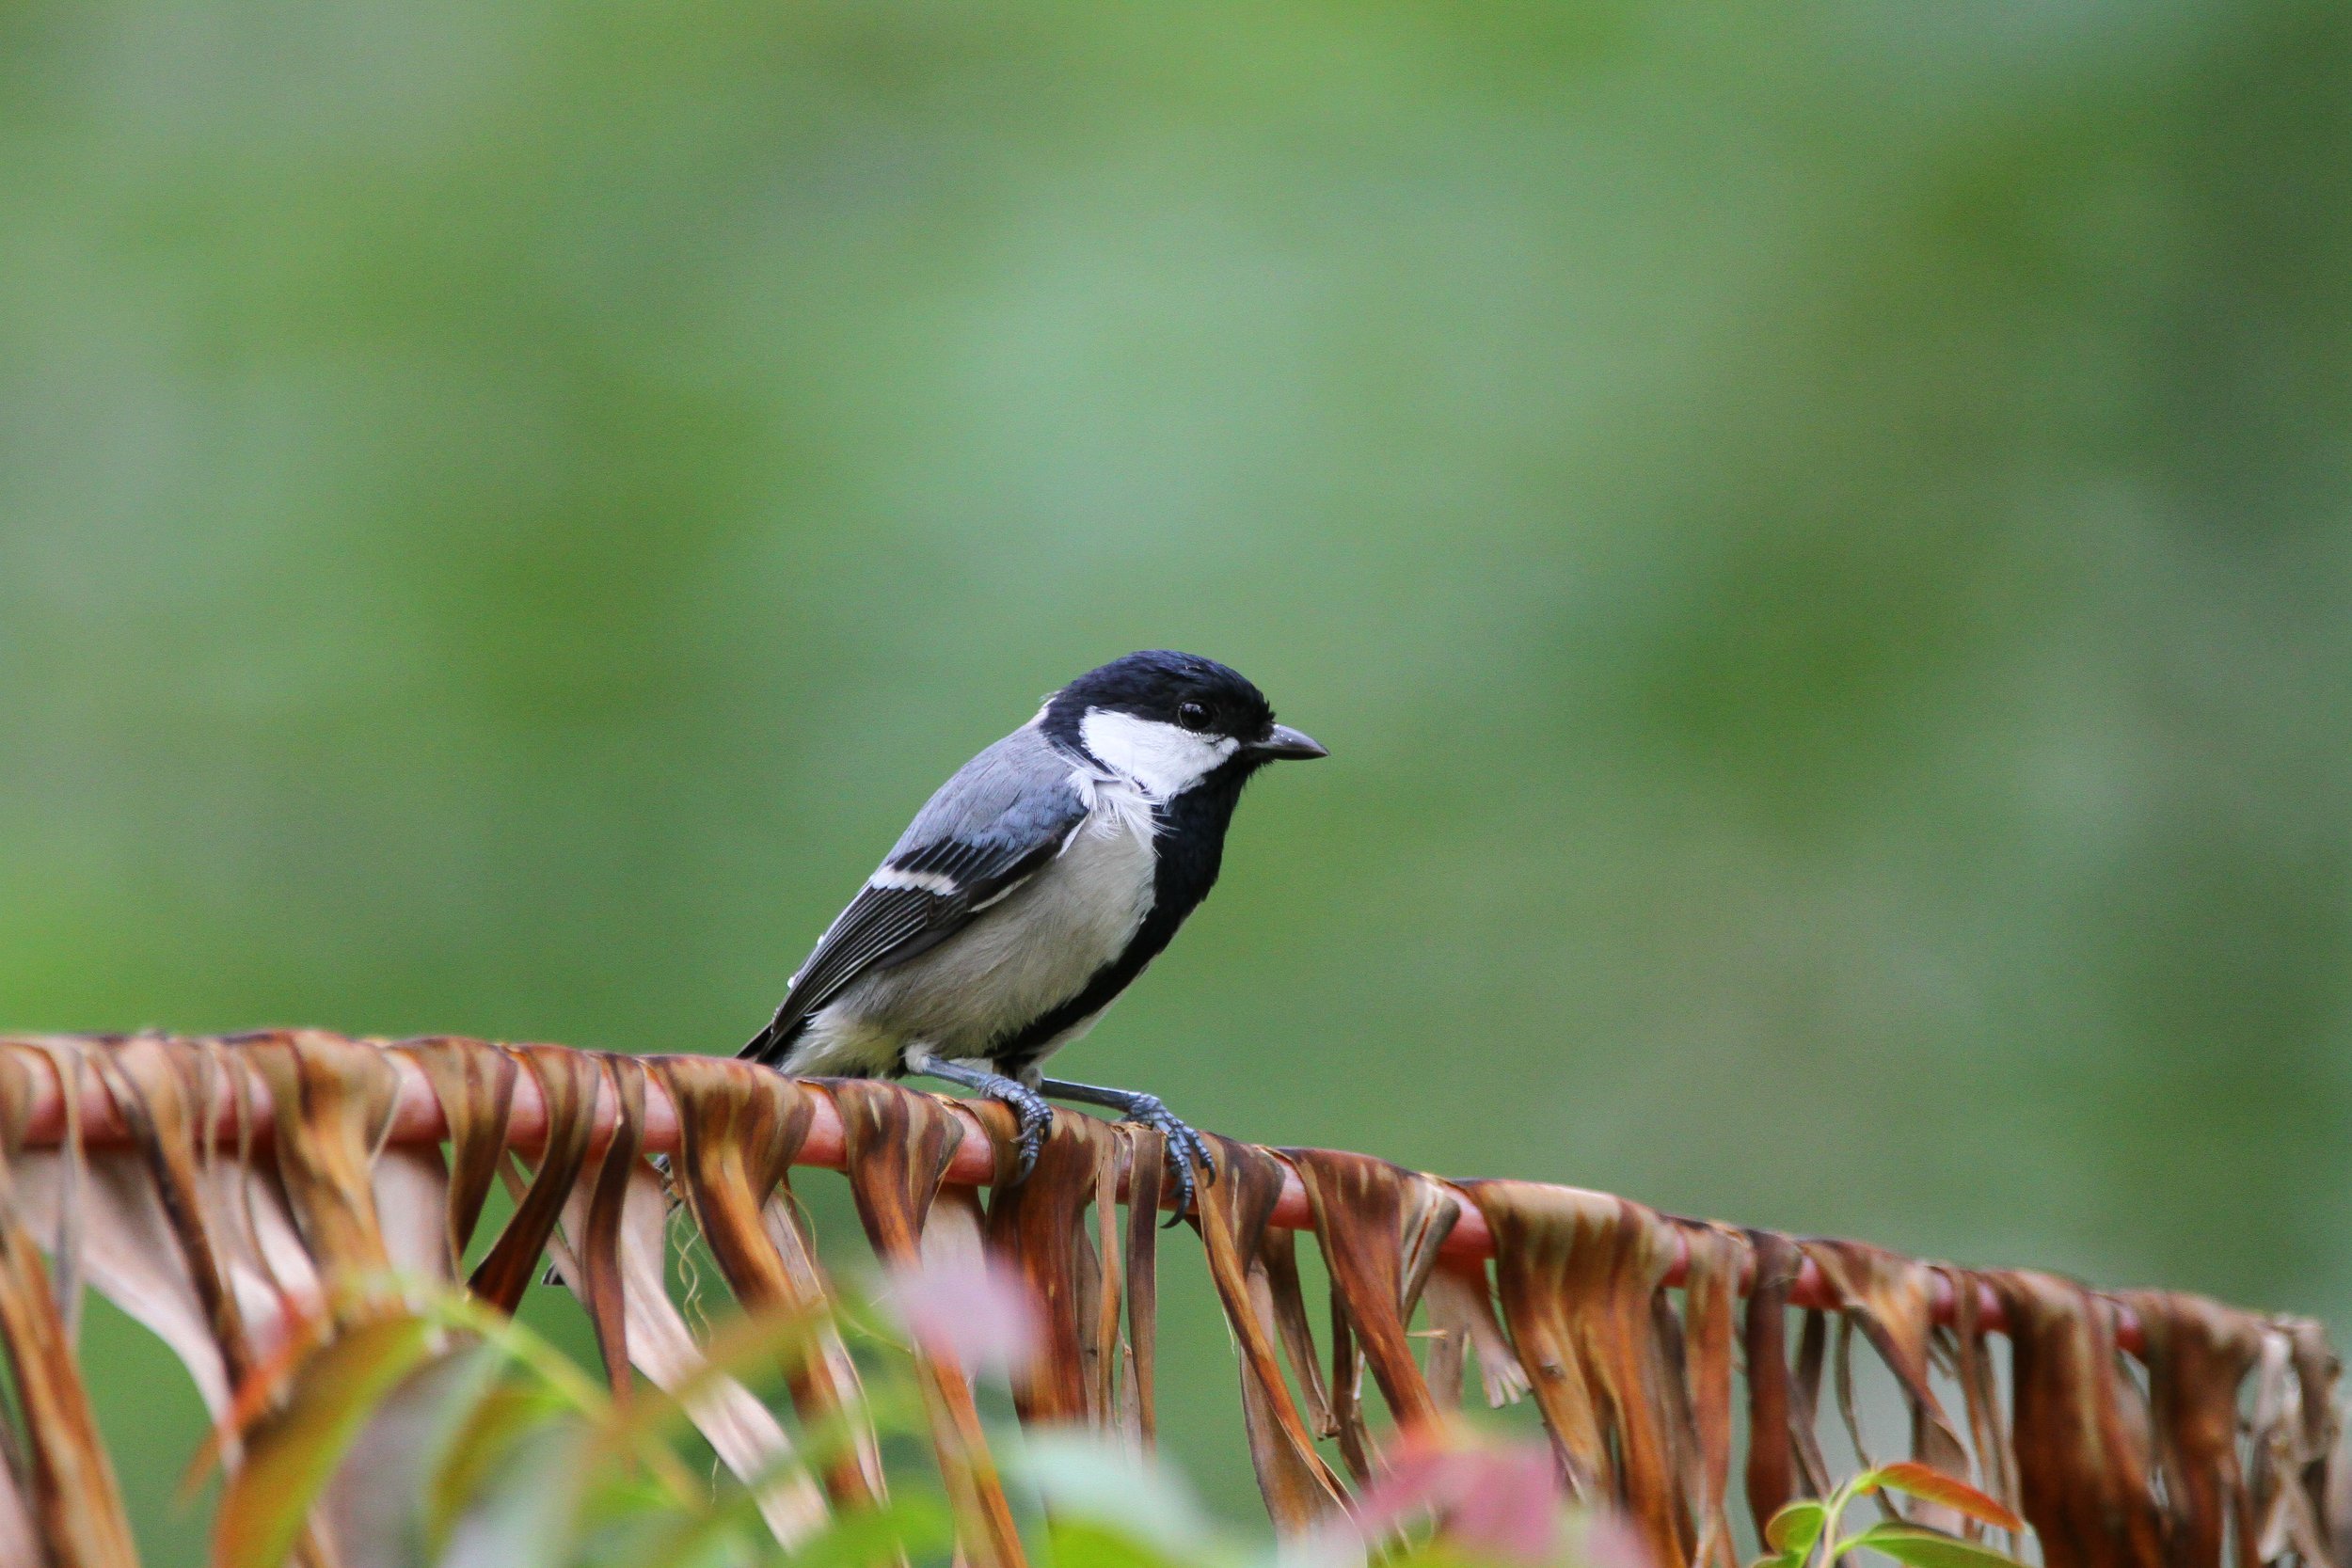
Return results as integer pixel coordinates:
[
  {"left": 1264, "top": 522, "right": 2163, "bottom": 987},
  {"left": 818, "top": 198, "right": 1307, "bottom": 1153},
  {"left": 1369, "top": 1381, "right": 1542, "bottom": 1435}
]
[
  {"left": 1188, "top": 1132, "right": 1348, "bottom": 1533},
  {"left": 984, "top": 1108, "right": 1121, "bottom": 1426},
  {"left": 1986, "top": 1270, "right": 2163, "bottom": 1568},
  {"left": 824, "top": 1080, "right": 1024, "bottom": 1568},
  {"left": 0, "top": 1137, "right": 140, "bottom": 1568},
  {"left": 392, "top": 1037, "right": 517, "bottom": 1275},
  {"left": 1802, "top": 1238, "right": 1973, "bottom": 1528},
  {"left": 1283, "top": 1148, "right": 1461, "bottom": 1441},
  {"left": 1742, "top": 1228, "right": 1804, "bottom": 1532},
  {"left": 1422, "top": 1260, "right": 1527, "bottom": 1412},
  {"left": 1939, "top": 1266, "right": 2020, "bottom": 1539},
  {"left": 469, "top": 1044, "right": 601, "bottom": 1314},
  {"left": 1257, "top": 1226, "right": 1334, "bottom": 1436},
  {"left": 1120, "top": 1124, "right": 1165, "bottom": 1448},
  {"left": 1462, "top": 1180, "right": 1690, "bottom": 1564},
  {"left": 239, "top": 1030, "right": 403, "bottom": 1307},
  {"left": 651, "top": 1054, "right": 884, "bottom": 1510},
  {"left": 1676, "top": 1220, "right": 1746, "bottom": 1568},
  {"left": 2116, "top": 1291, "right": 2261, "bottom": 1568}
]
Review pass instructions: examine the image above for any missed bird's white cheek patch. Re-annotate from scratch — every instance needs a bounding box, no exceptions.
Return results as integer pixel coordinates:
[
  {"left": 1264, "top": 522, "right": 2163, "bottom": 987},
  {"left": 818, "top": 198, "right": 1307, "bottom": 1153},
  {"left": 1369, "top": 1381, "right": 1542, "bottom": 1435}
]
[{"left": 1078, "top": 710, "right": 1237, "bottom": 798}]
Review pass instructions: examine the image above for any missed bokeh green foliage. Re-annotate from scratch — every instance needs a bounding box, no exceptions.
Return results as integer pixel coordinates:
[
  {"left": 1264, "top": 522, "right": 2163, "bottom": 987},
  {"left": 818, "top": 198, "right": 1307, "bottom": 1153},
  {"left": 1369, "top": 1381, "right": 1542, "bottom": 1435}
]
[{"left": 3, "top": 0, "right": 2348, "bottom": 1557}]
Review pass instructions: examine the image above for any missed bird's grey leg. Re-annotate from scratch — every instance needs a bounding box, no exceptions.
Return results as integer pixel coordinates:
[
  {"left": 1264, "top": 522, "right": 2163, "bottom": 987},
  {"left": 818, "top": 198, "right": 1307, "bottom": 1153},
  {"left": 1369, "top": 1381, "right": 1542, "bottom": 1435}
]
[
  {"left": 904, "top": 1048, "right": 1055, "bottom": 1184},
  {"left": 1037, "top": 1078, "right": 1216, "bottom": 1227}
]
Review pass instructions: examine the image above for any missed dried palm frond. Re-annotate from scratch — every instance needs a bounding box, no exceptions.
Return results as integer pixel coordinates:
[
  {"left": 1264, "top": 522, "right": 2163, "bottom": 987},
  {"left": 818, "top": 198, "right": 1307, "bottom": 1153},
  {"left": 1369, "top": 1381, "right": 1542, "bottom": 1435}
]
[{"left": 0, "top": 1029, "right": 2339, "bottom": 1568}]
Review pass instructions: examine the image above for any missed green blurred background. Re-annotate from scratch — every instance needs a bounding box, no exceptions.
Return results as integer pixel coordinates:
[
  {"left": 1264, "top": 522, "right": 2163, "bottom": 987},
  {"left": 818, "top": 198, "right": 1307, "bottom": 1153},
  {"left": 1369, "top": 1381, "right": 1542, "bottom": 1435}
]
[{"left": 5, "top": 0, "right": 2349, "bottom": 1554}]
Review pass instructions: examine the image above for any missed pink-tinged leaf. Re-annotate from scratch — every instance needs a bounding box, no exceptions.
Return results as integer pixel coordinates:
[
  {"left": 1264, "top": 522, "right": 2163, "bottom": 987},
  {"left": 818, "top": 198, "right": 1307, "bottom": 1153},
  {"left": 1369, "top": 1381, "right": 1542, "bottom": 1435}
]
[
  {"left": 214, "top": 1313, "right": 435, "bottom": 1568},
  {"left": 1865, "top": 1463, "right": 2025, "bottom": 1533},
  {"left": 1348, "top": 1425, "right": 1564, "bottom": 1565},
  {"left": 1839, "top": 1522, "right": 2028, "bottom": 1567},
  {"left": 1765, "top": 1500, "right": 1825, "bottom": 1555},
  {"left": 1441, "top": 1443, "right": 1563, "bottom": 1563},
  {"left": 1572, "top": 1510, "right": 1660, "bottom": 1568},
  {"left": 882, "top": 1254, "right": 1042, "bottom": 1379}
]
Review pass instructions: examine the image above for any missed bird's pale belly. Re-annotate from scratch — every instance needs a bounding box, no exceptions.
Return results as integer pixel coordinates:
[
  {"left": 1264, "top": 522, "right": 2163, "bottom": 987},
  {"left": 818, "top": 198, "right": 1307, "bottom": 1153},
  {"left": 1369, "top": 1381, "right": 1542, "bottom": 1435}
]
[{"left": 781, "top": 810, "right": 1155, "bottom": 1077}]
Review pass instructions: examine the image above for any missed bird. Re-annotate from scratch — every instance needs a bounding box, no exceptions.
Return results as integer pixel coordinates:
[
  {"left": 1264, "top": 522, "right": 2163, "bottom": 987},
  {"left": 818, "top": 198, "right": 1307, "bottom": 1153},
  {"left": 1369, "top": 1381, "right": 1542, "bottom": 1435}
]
[{"left": 741, "top": 649, "right": 1327, "bottom": 1221}]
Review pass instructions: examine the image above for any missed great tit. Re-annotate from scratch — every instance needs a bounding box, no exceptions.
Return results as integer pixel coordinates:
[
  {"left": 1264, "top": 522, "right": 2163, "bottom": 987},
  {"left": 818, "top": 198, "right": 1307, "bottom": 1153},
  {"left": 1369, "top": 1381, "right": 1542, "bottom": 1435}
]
[{"left": 742, "top": 649, "right": 1326, "bottom": 1218}]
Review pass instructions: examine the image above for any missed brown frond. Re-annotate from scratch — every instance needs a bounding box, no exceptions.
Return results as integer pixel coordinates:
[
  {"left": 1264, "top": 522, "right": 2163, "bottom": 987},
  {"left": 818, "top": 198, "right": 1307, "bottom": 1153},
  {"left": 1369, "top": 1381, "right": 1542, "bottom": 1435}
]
[
  {"left": 1, "top": 1029, "right": 2344, "bottom": 1568},
  {"left": 1462, "top": 1180, "right": 1690, "bottom": 1564},
  {"left": 822, "top": 1080, "right": 1024, "bottom": 1568},
  {"left": 1190, "top": 1134, "right": 1348, "bottom": 1532},
  {"left": 1671, "top": 1220, "right": 1745, "bottom": 1568},
  {"left": 391, "top": 1037, "right": 516, "bottom": 1276},
  {"left": 1988, "top": 1269, "right": 2165, "bottom": 1567},
  {"left": 1800, "top": 1238, "right": 1973, "bottom": 1522},
  {"left": 1284, "top": 1148, "right": 1460, "bottom": 1445},
  {"left": 2121, "top": 1290, "right": 2265, "bottom": 1568},
  {"left": 982, "top": 1106, "right": 1123, "bottom": 1427},
  {"left": 650, "top": 1054, "right": 883, "bottom": 1510},
  {"left": 0, "top": 1085, "right": 138, "bottom": 1567}
]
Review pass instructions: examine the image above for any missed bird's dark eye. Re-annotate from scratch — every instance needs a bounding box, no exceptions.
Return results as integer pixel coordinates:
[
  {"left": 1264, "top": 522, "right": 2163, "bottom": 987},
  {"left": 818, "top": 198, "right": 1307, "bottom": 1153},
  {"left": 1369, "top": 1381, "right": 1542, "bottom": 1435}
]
[{"left": 1175, "top": 701, "right": 1213, "bottom": 733}]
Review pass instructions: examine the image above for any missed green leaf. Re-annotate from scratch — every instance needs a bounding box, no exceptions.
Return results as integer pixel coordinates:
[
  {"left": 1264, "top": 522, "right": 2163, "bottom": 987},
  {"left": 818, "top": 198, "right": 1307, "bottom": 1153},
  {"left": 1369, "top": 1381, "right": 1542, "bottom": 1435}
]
[
  {"left": 1015, "top": 1429, "right": 1217, "bottom": 1561},
  {"left": 426, "top": 1375, "right": 571, "bottom": 1554},
  {"left": 1838, "top": 1523, "right": 2028, "bottom": 1567},
  {"left": 1765, "top": 1500, "right": 1826, "bottom": 1556},
  {"left": 773, "top": 1495, "right": 955, "bottom": 1568},
  {"left": 213, "top": 1313, "right": 436, "bottom": 1568},
  {"left": 1048, "top": 1519, "right": 1192, "bottom": 1568},
  {"left": 433, "top": 1418, "right": 590, "bottom": 1568},
  {"left": 1863, "top": 1463, "right": 2026, "bottom": 1533}
]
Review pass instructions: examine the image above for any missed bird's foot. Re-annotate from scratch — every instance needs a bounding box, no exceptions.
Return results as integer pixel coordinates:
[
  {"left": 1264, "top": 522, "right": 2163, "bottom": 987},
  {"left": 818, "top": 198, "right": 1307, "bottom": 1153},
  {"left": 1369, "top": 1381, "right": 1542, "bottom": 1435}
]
[
  {"left": 1038, "top": 1079, "right": 1216, "bottom": 1227},
  {"left": 1122, "top": 1095, "right": 1218, "bottom": 1229},
  {"left": 995, "top": 1079, "right": 1056, "bottom": 1185},
  {"left": 906, "top": 1051, "right": 1056, "bottom": 1185}
]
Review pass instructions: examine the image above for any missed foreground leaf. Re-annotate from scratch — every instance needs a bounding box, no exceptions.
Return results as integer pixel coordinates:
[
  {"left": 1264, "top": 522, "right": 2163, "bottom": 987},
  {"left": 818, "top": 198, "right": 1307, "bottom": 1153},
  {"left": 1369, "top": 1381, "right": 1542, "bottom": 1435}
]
[
  {"left": 1015, "top": 1428, "right": 1216, "bottom": 1561},
  {"left": 1840, "top": 1522, "right": 2026, "bottom": 1567},
  {"left": 213, "top": 1313, "right": 435, "bottom": 1568},
  {"left": 434, "top": 1419, "right": 589, "bottom": 1568},
  {"left": 773, "top": 1494, "right": 955, "bottom": 1568},
  {"left": 426, "top": 1374, "right": 570, "bottom": 1555},
  {"left": 1764, "top": 1499, "right": 1825, "bottom": 1556},
  {"left": 1864, "top": 1462, "right": 2025, "bottom": 1532}
]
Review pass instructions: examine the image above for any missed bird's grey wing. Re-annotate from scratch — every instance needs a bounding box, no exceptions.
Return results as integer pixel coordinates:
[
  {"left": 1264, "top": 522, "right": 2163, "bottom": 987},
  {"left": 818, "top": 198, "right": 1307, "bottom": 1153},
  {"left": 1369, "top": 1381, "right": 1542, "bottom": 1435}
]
[{"left": 743, "top": 729, "right": 1089, "bottom": 1063}]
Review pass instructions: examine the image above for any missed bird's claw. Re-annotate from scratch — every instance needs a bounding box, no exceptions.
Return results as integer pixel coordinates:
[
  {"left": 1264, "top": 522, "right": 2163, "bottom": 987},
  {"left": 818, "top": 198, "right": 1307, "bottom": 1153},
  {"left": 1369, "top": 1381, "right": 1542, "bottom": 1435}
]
[
  {"left": 1115, "top": 1093, "right": 1216, "bottom": 1228},
  {"left": 999, "top": 1081, "right": 1056, "bottom": 1186}
]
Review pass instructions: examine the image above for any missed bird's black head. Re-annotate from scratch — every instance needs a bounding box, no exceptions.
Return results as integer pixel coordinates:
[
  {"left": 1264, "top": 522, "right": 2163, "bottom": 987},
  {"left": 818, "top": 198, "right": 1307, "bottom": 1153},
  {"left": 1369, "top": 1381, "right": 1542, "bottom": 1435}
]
[{"left": 1041, "top": 650, "right": 1325, "bottom": 793}]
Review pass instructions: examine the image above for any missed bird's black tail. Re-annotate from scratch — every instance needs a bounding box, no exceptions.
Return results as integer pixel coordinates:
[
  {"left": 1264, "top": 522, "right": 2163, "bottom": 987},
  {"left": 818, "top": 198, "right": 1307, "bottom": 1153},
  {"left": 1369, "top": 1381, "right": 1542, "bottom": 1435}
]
[{"left": 740, "top": 1010, "right": 799, "bottom": 1065}]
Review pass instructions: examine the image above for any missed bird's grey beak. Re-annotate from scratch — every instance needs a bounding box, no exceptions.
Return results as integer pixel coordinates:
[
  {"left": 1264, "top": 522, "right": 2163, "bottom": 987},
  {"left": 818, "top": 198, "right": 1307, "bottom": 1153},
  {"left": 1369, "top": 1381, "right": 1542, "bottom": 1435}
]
[{"left": 1252, "top": 723, "right": 1328, "bottom": 760}]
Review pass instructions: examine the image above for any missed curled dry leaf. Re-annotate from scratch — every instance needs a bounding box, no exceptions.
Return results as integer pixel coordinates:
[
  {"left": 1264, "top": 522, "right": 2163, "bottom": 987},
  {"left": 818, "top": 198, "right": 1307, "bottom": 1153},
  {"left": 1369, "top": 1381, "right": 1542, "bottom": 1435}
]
[
  {"left": 393, "top": 1037, "right": 518, "bottom": 1276},
  {"left": 982, "top": 1105, "right": 1125, "bottom": 1427},
  {"left": 1742, "top": 1228, "right": 1804, "bottom": 1533},
  {"left": 0, "top": 1132, "right": 140, "bottom": 1568},
  {"left": 2114, "top": 1290, "right": 2260, "bottom": 1567},
  {"left": 1461, "top": 1180, "right": 1689, "bottom": 1565},
  {"left": 1799, "top": 1239, "right": 1973, "bottom": 1528},
  {"left": 1674, "top": 1219, "right": 1746, "bottom": 1568},
  {"left": 1189, "top": 1132, "right": 1349, "bottom": 1534},
  {"left": 1422, "top": 1259, "right": 1529, "bottom": 1412},
  {"left": 1283, "top": 1147, "right": 1460, "bottom": 1445},
  {"left": 828, "top": 1077, "right": 1026, "bottom": 1568},
  {"left": 1985, "top": 1271, "right": 2163, "bottom": 1568},
  {"left": 650, "top": 1054, "right": 884, "bottom": 1511}
]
